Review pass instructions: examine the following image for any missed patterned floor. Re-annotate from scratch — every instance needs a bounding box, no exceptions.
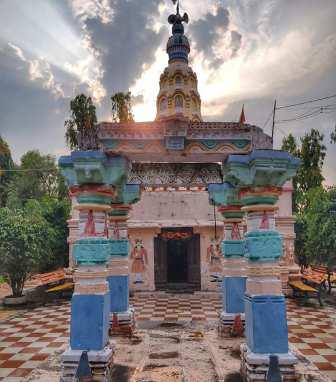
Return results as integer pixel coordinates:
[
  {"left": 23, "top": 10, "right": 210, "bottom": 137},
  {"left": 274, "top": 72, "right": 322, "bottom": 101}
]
[{"left": 0, "top": 295, "right": 335, "bottom": 381}]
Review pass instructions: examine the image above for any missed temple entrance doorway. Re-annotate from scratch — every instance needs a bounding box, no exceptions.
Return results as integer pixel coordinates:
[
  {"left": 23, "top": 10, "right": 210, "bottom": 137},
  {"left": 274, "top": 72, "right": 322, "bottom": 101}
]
[{"left": 154, "top": 227, "right": 201, "bottom": 291}]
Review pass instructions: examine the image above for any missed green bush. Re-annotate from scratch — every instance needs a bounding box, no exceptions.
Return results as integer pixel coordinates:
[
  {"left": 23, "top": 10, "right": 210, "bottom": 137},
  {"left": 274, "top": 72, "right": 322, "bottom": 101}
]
[{"left": 0, "top": 207, "right": 54, "bottom": 297}]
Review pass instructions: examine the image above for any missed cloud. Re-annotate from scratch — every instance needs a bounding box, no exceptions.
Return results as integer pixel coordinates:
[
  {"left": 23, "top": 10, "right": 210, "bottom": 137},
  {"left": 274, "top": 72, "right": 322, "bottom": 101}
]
[
  {"left": 190, "top": 6, "right": 241, "bottom": 68},
  {"left": 72, "top": 0, "right": 166, "bottom": 96},
  {"left": 6, "top": 43, "right": 65, "bottom": 98},
  {"left": 0, "top": 0, "right": 335, "bottom": 185},
  {"left": 69, "top": 0, "right": 114, "bottom": 23},
  {"left": 230, "top": 30, "right": 242, "bottom": 57}
]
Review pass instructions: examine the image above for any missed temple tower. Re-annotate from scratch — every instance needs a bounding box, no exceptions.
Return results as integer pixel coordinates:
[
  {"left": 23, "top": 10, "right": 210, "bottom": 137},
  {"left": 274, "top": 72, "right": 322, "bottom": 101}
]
[{"left": 156, "top": 1, "right": 202, "bottom": 122}]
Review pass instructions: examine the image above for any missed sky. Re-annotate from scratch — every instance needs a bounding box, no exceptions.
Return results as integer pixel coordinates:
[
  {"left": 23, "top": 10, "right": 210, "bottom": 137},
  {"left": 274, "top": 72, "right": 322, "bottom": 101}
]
[{"left": 0, "top": 0, "right": 335, "bottom": 184}]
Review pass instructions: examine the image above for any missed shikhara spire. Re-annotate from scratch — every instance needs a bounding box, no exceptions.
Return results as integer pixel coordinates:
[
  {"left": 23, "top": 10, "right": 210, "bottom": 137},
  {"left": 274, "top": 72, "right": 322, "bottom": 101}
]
[
  {"left": 167, "top": 0, "right": 190, "bottom": 64},
  {"left": 168, "top": 0, "right": 189, "bottom": 37},
  {"left": 155, "top": 0, "right": 202, "bottom": 121}
]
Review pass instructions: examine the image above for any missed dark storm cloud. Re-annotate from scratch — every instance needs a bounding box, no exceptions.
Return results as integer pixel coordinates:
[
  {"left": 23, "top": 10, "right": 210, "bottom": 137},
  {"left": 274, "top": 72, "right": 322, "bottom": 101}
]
[
  {"left": 83, "top": 0, "right": 166, "bottom": 94},
  {"left": 190, "top": 6, "right": 241, "bottom": 68},
  {"left": 0, "top": 43, "right": 72, "bottom": 160},
  {"left": 230, "top": 30, "right": 242, "bottom": 57}
]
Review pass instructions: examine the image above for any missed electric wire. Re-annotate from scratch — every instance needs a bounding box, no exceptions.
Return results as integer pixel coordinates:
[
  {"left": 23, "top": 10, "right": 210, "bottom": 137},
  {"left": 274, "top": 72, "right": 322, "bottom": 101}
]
[
  {"left": 261, "top": 110, "right": 274, "bottom": 130},
  {"left": 0, "top": 168, "right": 58, "bottom": 173},
  {"left": 276, "top": 94, "right": 336, "bottom": 110}
]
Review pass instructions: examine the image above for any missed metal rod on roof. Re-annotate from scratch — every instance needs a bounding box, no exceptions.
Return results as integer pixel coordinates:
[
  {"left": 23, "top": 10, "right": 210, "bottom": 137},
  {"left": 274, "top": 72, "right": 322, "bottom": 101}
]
[
  {"left": 271, "top": 99, "right": 277, "bottom": 144},
  {"left": 214, "top": 203, "right": 217, "bottom": 240}
]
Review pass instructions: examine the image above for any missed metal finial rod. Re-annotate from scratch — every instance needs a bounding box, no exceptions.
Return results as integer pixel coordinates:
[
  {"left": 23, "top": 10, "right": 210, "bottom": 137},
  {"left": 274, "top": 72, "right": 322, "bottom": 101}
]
[{"left": 172, "top": 0, "right": 180, "bottom": 15}]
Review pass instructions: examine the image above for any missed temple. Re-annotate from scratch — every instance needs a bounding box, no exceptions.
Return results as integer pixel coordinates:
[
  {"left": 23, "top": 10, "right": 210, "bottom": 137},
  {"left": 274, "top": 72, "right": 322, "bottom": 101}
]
[
  {"left": 59, "top": 3, "right": 300, "bottom": 380},
  {"left": 67, "top": 1, "right": 297, "bottom": 294}
]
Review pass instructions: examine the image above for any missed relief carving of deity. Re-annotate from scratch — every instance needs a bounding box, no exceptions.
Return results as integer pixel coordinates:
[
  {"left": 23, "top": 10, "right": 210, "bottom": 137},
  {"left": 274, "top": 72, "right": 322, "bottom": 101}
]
[
  {"left": 283, "top": 240, "right": 295, "bottom": 265},
  {"left": 131, "top": 239, "right": 148, "bottom": 284},
  {"left": 207, "top": 238, "right": 223, "bottom": 277}
]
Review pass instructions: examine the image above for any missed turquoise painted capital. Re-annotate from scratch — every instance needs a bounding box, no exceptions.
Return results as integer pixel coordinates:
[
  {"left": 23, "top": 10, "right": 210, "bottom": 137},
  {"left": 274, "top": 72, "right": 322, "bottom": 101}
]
[
  {"left": 208, "top": 182, "right": 240, "bottom": 207},
  {"left": 245, "top": 230, "right": 283, "bottom": 262},
  {"left": 109, "top": 239, "right": 129, "bottom": 257},
  {"left": 112, "top": 184, "right": 141, "bottom": 205},
  {"left": 77, "top": 194, "right": 114, "bottom": 205},
  {"left": 73, "top": 238, "right": 112, "bottom": 265},
  {"left": 222, "top": 240, "right": 245, "bottom": 258},
  {"left": 223, "top": 149, "right": 300, "bottom": 188},
  {"left": 59, "top": 151, "right": 128, "bottom": 187}
]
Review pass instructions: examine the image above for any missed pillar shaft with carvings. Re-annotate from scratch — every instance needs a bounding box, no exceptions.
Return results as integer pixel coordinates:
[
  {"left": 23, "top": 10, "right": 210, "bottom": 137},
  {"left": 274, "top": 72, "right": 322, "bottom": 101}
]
[
  {"left": 59, "top": 151, "right": 129, "bottom": 382},
  {"left": 209, "top": 182, "right": 246, "bottom": 333},
  {"left": 107, "top": 184, "right": 141, "bottom": 335},
  {"left": 224, "top": 149, "right": 300, "bottom": 381}
]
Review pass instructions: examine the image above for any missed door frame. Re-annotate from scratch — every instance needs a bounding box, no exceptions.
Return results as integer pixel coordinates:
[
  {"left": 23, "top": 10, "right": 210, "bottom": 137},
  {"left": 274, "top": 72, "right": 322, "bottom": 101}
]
[{"left": 154, "top": 227, "right": 201, "bottom": 290}]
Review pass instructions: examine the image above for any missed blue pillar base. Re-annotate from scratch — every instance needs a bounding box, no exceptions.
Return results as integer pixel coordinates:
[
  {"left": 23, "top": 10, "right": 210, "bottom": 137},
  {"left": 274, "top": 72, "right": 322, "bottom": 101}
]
[
  {"left": 110, "top": 307, "right": 134, "bottom": 323},
  {"left": 222, "top": 276, "right": 247, "bottom": 314},
  {"left": 61, "top": 346, "right": 114, "bottom": 382},
  {"left": 107, "top": 275, "right": 129, "bottom": 313},
  {"left": 70, "top": 293, "right": 110, "bottom": 351},
  {"left": 241, "top": 343, "right": 297, "bottom": 381},
  {"left": 245, "top": 294, "right": 289, "bottom": 354}
]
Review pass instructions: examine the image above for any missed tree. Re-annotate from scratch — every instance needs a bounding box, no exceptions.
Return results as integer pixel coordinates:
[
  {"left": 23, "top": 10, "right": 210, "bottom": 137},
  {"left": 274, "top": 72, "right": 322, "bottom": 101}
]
[
  {"left": 111, "top": 91, "right": 134, "bottom": 123},
  {"left": 281, "top": 129, "right": 329, "bottom": 266},
  {"left": 6, "top": 150, "right": 64, "bottom": 207},
  {"left": 38, "top": 197, "right": 70, "bottom": 271},
  {"left": 0, "top": 135, "right": 14, "bottom": 207},
  {"left": 298, "top": 129, "right": 326, "bottom": 193},
  {"left": 281, "top": 133, "right": 299, "bottom": 211},
  {"left": 0, "top": 207, "right": 54, "bottom": 297},
  {"left": 302, "top": 187, "right": 336, "bottom": 267},
  {"left": 281, "top": 133, "right": 298, "bottom": 156},
  {"left": 281, "top": 129, "right": 326, "bottom": 213},
  {"left": 331, "top": 124, "right": 336, "bottom": 144},
  {"left": 65, "top": 94, "right": 98, "bottom": 150}
]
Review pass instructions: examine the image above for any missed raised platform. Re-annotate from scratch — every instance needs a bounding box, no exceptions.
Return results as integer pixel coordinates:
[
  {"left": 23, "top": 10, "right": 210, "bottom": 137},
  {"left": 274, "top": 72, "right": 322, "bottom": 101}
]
[
  {"left": 218, "top": 312, "right": 245, "bottom": 337},
  {"left": 109, "top": 308, "right": 135, "bottom": 337},
  {"left": 240, "top": 343, "right": 297, "bottom": 382},
  {"left": 61, "top": 346, "right": 114, "bottom": 382}
]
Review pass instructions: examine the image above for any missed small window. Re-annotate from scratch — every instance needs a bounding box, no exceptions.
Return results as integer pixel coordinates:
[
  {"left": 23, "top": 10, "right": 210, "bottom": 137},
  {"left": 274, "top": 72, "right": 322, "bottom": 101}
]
[
  {"left": 192, "top": 98, "right": 198, "bottom": 111},
  {"left": 160, "top": 97, "right": 167, "bottom": 111},
  {"left": 175, "top": 95, "right": 183, "bottom": 109},
  {"left": 175, "top": 76, "right": 182, "bottom": 85}
]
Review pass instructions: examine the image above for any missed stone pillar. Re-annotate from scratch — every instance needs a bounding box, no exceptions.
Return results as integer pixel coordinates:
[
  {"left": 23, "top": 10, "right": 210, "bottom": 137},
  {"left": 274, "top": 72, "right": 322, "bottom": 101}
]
[
  {"left": 67, "top": 218, "right": 79, "bottom": 269},
  {"left": 223, "top": 149, "right": 300, "bottom": 382},
  {"left": 276, "top": 181, "right": 300, "bottom": 295},
  {"left": 107, "top": 185, "right": 140, "bottom": 336},
  {"left": 208, "top": 183, "right": 247, "bottom": 334},
  {"left": 58, "top": 151, "right": 129, "bottom": 382}
]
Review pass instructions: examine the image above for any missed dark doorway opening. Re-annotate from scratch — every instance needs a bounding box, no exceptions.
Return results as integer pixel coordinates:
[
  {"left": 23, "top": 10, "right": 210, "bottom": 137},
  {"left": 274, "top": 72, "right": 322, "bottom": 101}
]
[
  {"left": 154, "top": 227, "right": 201, "bottom": 291},
  {"left": 167, "top": 239, "right": 188, "bottom": 283}
]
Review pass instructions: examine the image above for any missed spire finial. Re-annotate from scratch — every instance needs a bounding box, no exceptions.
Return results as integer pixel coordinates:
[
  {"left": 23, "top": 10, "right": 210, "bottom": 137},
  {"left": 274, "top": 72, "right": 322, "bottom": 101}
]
[
  {"left": 172, "top": 0, "right": 179, "bottom": 15},
  {"left": 168, "top": 0, "right": 189, "bottom": 30}
]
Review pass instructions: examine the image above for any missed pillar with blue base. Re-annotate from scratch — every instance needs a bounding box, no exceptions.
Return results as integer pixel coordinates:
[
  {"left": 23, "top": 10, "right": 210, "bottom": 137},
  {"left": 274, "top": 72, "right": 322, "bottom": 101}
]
[
  {"left": 58, "top": 151, "right": 130, "bottom": 381},
  {"left": 108, "top": 184, "right": 141, "bottom": 336},
  {"left": 223, "top": 149, "right": 300, "bottom": 381},
  {"left": 209, "top": 182, "right": 247, "bottom": 335}
]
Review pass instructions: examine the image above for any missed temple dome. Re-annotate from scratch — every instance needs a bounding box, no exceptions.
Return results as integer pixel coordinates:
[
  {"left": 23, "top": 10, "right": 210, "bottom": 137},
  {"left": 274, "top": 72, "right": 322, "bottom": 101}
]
[{"left": 156, "top": 2, "right": 202, "bottom": 122}]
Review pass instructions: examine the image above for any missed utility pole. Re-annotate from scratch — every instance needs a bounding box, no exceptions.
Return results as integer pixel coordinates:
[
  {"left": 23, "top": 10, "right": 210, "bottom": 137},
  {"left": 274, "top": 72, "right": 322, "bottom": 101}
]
[{"left": 271, "top": 99, "right": 277, "bottom": 145}]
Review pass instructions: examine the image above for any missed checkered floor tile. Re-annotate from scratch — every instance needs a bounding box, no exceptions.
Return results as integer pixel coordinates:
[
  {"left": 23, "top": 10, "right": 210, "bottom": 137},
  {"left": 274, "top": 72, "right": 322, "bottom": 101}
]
[
  {"left": 287, "top": 299, "right": 336, "bottom": 381},
  {"left": 0, "top": 303, "right": 69, "bottom": 381},
  {"left": 0, "top": 295, "right": 336, "bottom": 381},
  {"left": 132, "top": 294, "right": 222, "bottom": 321}
]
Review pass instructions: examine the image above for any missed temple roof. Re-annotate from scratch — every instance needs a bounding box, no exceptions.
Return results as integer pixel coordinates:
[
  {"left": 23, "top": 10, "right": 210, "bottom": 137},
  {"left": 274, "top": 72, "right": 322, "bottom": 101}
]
[{"left": 97, "top": 119, "right": 272, "bottom": 163}]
